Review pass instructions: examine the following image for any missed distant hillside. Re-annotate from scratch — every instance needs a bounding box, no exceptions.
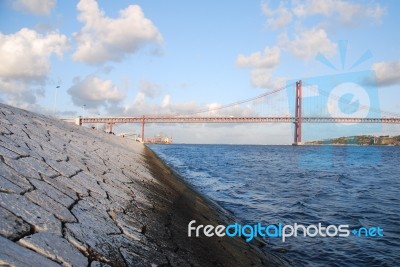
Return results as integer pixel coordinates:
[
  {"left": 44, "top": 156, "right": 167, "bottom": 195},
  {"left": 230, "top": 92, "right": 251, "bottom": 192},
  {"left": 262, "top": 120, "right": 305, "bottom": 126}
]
[{"left": 305, "top": 135, "right": 400, "bottom": 146}]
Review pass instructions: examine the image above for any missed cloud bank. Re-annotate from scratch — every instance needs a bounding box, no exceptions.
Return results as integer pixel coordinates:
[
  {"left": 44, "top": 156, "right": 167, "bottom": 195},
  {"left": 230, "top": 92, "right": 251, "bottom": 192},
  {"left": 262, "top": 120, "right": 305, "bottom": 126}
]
[
  {"left": 72, "top": 0, "right": 163, "bottom": 65},
  {"left": 12, "top": 0, "right": 56, "bottom": 16},
  {"left": 67, "top": 75, "right": 125, "bottom": 109},
  {"left": 372, "top": 61, "right": 400, "bottom": 87},
  {"left": 0, "top": 28, "right": 68, "bottom": 108}
]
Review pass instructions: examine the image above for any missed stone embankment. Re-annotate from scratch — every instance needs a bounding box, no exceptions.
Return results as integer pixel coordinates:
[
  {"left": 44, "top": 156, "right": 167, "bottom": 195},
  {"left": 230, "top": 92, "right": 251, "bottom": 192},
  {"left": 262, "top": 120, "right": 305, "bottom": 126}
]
[{"left": 0, "top": 103, "right": 287, "bottom": 266}]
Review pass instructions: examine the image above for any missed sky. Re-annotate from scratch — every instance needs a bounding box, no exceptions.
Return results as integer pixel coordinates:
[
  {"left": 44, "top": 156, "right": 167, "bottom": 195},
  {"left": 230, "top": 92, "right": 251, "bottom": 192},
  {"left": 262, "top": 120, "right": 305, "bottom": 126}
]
[{"left": 0, "top": 0, "right": 399, "bottom": 144}]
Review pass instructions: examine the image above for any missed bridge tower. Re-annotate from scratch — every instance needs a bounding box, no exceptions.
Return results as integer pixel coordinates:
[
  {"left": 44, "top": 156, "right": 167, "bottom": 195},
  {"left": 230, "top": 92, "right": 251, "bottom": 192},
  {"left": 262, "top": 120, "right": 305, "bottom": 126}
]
[{"left": 293, "top": 80, "right": 302, "bottom": 145}]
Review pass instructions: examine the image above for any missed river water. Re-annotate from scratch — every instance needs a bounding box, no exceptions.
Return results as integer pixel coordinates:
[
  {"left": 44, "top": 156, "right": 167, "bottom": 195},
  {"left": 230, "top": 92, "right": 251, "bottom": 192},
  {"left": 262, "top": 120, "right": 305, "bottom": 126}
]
[{"left": 148, "top": 144, "right": 400, "bottom": 266}]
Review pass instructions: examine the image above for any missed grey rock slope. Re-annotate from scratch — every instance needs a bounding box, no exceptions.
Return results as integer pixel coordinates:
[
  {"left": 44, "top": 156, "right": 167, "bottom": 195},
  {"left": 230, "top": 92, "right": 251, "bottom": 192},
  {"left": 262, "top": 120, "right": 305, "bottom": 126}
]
[{"left": 0, "top": 104, "right": 287, "bottom": 267}]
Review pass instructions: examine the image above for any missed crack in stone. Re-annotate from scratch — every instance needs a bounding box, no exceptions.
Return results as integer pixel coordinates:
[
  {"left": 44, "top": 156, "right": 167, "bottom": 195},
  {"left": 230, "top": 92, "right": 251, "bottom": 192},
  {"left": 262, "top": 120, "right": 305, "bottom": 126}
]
[
  {"left": 23, "top": 141, "right": 32, "bottom": 151},
  {"left": 21, "top": 129, "right": 31, "bottom": 140},
  {"left": 118, "top": 247, "right": 130, "bottom": 267},
  {"left": 106, "top": 210, "right": 123, "bottom": 236},
  {"left": 87, "top": 246, "right": 111, "bottom": 266},
  {"left": 0, "top": 205, "right": 37, "bottom": 241},
  {"left": 13, "top": 223, "right": 36, "bottom": 242},
  {"left": 69, "top": 169, "right": 83, "bottom": 179}
]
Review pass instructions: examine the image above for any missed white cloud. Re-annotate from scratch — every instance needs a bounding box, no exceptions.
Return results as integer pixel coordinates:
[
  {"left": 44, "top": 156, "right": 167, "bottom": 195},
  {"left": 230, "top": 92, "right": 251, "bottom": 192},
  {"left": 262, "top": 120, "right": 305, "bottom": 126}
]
[
  {"left": 161, "top": 95, "right": 170, "bottom": 108},
  {"left": 124, "top": 95, "right": 257, "bottom": 118},
  {"left": 250, "top": 69, "right": 273, "bottom": 88},
  {"left": 236, "top": 46, "right": 284, "bottom": 89},
  {"left": 258, "top": 1, "right": 385, "bottom": 62},
  {"left": 124, "top": 93, "right": 200, "bottom": 116},
  {"left": 72, "top": 0, "right": 163, "bottom": 65},
  {"left": 139, "top": 80, "right": 161, "bottom": 98},
  {"left": 67, "top": 75, "right": 125, "bottom": 109},
  {"left": 203, "top": 102, "right": 257, "bottom": 117},
  {"left": 0, "top": 28, "right": 68, "bottom": 108},
  {"left": 161, "top": 101, "right": 201, "bottom": 115},
  {"left": 12, "top": 0, "right": 56, "bottom": 16},
  {"left": 0, "top": 79, "right": 26, "bottom": 94},
  {"left": 372, "top": 61, "right": 400, "bottom": 86},
  {"left": 207, "top": 102, "right": 221, "bottom": 111},
  {"left": 133, "top": 92, "right": 146, "bottom": 106},
  {"left": 250, "top": 69, "right": 287, "bottom": 90},
  {"left": 261, "top": 1, "right": 292, "bottom": 29},
  {"left": 292, "top": 0, "right": 386, "bottom": 24},
  {"left": 236, "top": 47, "right": 280, "bottom": 69},
  {"left": 281, "top": 28, "right": 337, "bottom": 60},
  {"left": 0, "top": 28, "right": 68, "bottom": 83},
  {"left": 261, "top": 0, "right": 385, "bottom": 30}
]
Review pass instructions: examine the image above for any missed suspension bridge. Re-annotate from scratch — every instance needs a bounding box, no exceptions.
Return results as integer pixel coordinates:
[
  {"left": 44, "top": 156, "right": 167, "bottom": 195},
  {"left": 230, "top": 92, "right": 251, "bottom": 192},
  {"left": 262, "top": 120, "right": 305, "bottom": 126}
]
[{"left": 75, "top": 81, "right": 400, "bottom": 145}]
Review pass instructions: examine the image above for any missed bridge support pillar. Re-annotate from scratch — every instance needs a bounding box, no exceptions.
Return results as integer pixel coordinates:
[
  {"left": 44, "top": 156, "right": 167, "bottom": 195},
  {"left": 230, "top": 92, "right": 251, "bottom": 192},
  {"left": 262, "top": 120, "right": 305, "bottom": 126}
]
[
  {"left": 141, "top": 115, "right": 145, "bottom": 143},
  {"left": 108, "top": 123, "right": 114, "bottom": 133},
  {"left": 293, "top": 80, "right": 302, "bottom": 146}
]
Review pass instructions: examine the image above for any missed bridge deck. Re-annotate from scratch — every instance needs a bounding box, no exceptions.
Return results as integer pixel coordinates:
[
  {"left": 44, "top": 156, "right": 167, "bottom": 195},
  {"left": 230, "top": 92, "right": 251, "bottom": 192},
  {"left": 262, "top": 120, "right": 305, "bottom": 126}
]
[{"left": 79, "top": 116, "right": 400, "bottom": 124}]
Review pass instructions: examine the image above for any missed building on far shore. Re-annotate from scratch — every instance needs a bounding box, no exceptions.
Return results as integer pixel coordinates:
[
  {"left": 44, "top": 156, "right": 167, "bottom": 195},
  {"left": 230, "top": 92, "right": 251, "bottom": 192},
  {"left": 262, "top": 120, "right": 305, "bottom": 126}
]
[{"left": 144, "top": 134, "right": 172, "bottom": 144}]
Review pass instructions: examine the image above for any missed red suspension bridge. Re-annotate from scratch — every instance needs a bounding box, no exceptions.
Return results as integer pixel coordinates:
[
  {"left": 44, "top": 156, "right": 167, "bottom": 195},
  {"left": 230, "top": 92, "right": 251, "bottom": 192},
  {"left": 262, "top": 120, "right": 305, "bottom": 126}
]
[{"left": 76, "top": 81, "right": 400, "bottom": 145}]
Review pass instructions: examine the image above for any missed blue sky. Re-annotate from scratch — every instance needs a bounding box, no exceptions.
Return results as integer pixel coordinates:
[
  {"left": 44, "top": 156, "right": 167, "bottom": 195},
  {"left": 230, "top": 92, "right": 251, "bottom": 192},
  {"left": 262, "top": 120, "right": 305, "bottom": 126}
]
[{"left": 0, "top": 0, "right": 399, "bottom": 144}]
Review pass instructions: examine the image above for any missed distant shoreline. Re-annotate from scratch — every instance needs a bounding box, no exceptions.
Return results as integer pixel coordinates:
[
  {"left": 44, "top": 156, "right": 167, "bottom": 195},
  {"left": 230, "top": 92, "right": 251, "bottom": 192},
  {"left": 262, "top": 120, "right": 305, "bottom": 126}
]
[{"left": 304, "top": 135, "right": 400, "bottom": 146}]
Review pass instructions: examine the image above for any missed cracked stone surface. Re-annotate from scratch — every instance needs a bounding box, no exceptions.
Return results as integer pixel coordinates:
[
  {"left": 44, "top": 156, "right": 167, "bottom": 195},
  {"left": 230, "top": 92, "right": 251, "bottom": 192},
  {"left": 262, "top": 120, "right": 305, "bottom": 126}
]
[
  {"left": 1, "top": 163, "right": 35, "bottom": 191},
  {"left": 0, "top": 193, "right": 62, "bottom": 234},
  {"left": 0, "top": 173, "right": 25, "bottom": 194},
  {"left": 45, "top": 159, "right": 81, "bottom": 178},
  {"left": 0, "top": 103, "right": 287, "bottom": 266},
  {"left": 25, "top": 190, "right": 76, "bottom": 223},
  {"left": 28, "top": 178, "right": 76, "bottom": 208},
  {"left": 0, "top": 236, "right": 61, "bottom": 267},
  {"left": 0, "top": 206, "right": 31, "bottom": 240},
  {"left": 71, "top": 172, "right": 107, "bottom": 197},
  {"left": 18, "top": 233, "right": 88, "bottom": 267},
  {"left": 90, "top": 261, "right": 112, "bottom": 267}
]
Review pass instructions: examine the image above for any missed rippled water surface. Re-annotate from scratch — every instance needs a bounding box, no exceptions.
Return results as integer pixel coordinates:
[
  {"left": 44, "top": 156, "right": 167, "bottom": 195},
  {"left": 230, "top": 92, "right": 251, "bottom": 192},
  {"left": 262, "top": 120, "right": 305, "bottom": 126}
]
[{"left": 148, "top": 144, "right": 400, "bottom": 266}]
